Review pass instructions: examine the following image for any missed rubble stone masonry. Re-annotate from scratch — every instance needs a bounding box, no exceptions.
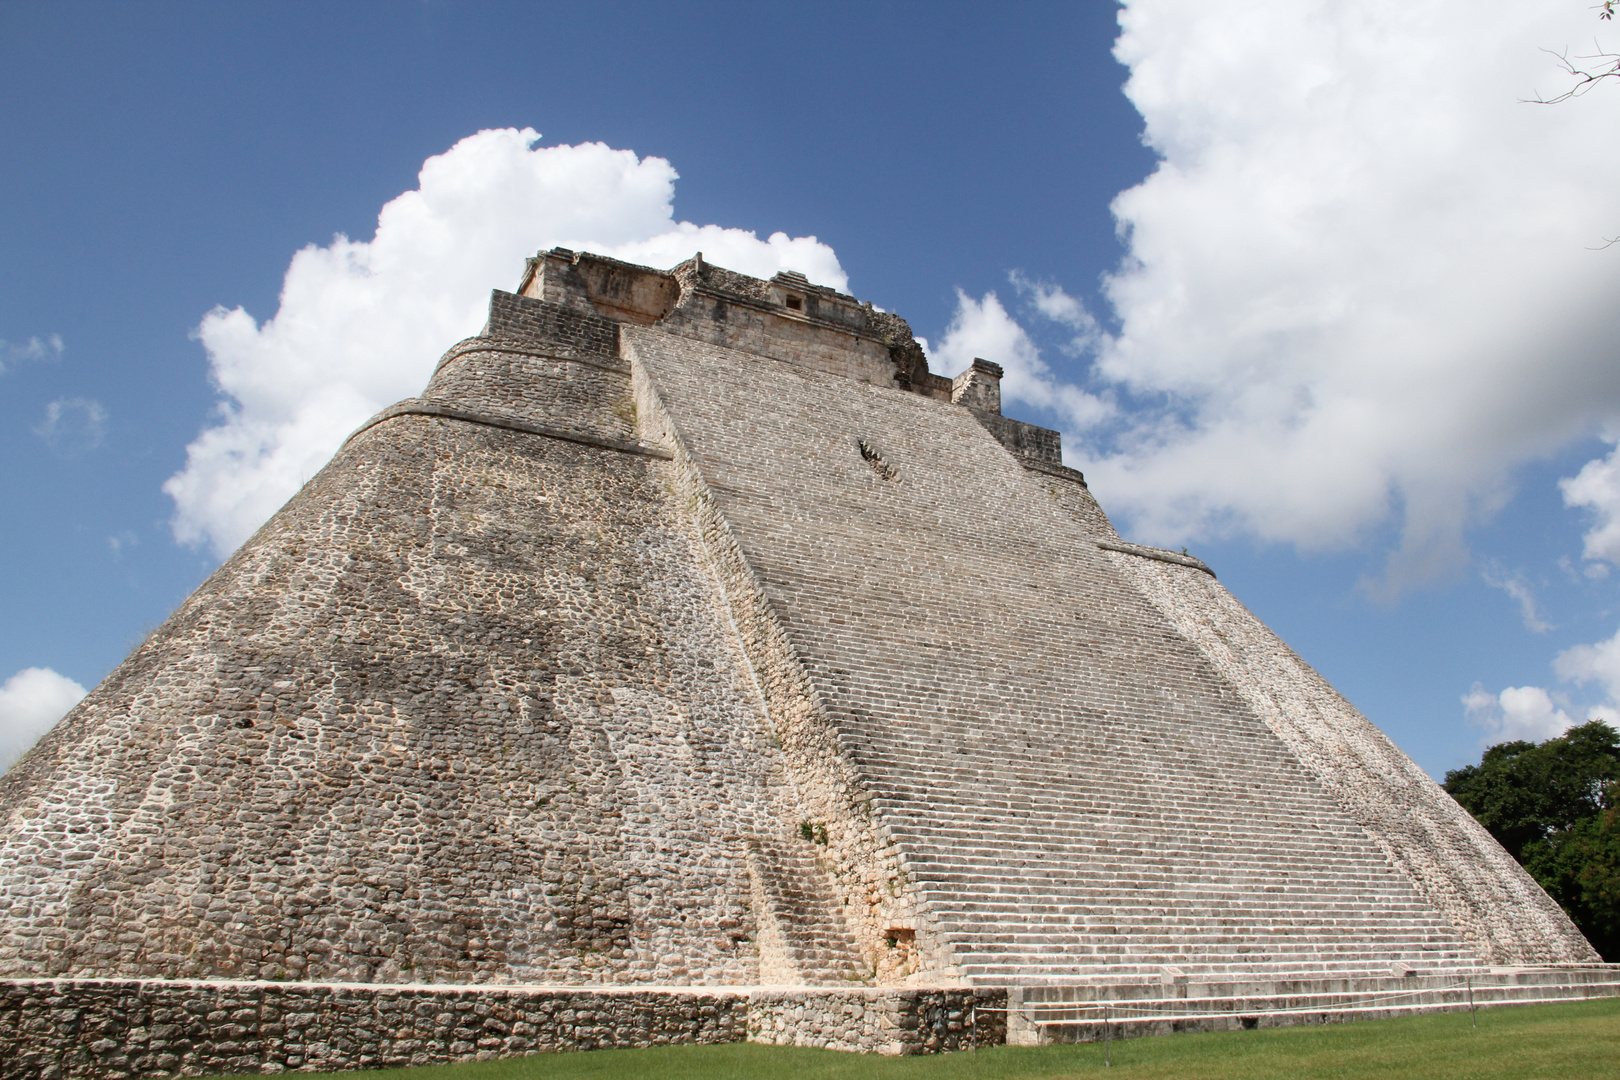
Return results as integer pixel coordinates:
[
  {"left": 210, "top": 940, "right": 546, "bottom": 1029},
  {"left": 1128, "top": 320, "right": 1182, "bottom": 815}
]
[{"left": 0, "top": 249, "right": 1601, "bottom": 1076}]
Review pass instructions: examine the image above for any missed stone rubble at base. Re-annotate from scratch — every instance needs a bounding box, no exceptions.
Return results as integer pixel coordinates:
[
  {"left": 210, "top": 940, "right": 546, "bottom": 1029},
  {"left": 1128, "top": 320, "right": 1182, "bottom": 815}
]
[{"left": 0, "top": 249, "right": 1612, "bottom": 1078}]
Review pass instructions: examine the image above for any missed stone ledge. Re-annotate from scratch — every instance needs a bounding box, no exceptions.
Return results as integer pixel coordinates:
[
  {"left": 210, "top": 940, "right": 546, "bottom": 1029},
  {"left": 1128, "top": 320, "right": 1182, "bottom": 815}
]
[
  {"left": 1020, "top": 457, "right": 1089, "bottom": 486},
  {"left": 1097, "top": 540, "right": 1216, "bottom": 578},
  {"left": 342, "top": 398, "right": 675, "bottom": 459},
  {"left": 0, "top": 979, "right": 1005, "bottom": 1079},
  {"left": 430, "top": 337, "right": 633, "bottom": 380}
]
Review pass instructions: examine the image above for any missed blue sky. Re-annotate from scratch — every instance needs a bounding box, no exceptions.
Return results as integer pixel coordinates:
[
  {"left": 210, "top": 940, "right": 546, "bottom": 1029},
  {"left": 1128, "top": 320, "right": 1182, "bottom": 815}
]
[{"left": 3, "top": 1, "right": 1619, "bottom": 778}]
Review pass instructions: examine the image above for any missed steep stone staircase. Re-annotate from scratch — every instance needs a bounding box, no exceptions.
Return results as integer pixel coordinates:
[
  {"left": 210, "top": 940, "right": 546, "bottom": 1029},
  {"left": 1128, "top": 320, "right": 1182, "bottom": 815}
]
[
  {"left": 864, "top": 757, "right": 1490, "bottom": 985},
  {"left": 745, "top": 837, "right": 868, "bottom": 986},
  {"left": 630, "top": 296, "right": 1603, "bottom": 1008}
]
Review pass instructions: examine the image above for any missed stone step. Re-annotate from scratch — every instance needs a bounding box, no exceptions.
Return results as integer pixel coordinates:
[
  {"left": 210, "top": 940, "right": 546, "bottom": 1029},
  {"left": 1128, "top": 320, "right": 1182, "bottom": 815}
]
[
  {"left": 1002, "top": 965, "right": 1608, "bottom": 996},
  {"left": 931, "top": 917, "right": 1462, "bottom": 934},
  {"left": 935, "top": 918, "right": 1451, "bottom": 931},
  {"left": 1003, "top": 966, "right": 1620, "bottom": 1042},
  {"left": 964, "top": 957, "right": 1492, "bottom": 980},
  {"left": 933, "top": 917, "right": 1461, "bottom": 934},
  {"left": 804, "top": 653, "right": 1488, "bottom": 987},
  {"left": 897, "top": 834, "right": 1424, "bottom": 859},
  {"left": 898, "top": 827, "right": 1413, "bottom": 850},
  {"left": 918, "top": 882, "right": 1444, "bottom": 902},
  {"left": 957, "top": 942, "right": 1483, "bottom": 959}
]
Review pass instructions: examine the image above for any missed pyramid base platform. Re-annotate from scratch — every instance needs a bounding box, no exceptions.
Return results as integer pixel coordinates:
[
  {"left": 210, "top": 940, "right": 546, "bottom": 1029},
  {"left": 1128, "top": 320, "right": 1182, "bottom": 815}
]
[{"left": 0, "top": 979, "right": 1002, "bottom": 1079}]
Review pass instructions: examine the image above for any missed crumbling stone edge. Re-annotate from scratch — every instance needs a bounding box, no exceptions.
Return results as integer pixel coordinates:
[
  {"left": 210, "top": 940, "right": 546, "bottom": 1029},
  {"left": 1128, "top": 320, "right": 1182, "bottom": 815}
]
[
  {"left": 1096, "top": 540, "right": 1216, "bottom": 578},
  {"left": 0, "top": 979, "right": 1007, "bottom": 1080},
  {"left": 341, "top": 398, "right": 675, "bottom": 460}
]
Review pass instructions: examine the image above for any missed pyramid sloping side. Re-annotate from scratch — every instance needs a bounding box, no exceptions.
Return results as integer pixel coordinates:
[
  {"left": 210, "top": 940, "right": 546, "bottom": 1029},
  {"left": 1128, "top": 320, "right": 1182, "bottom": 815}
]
[
  {"left": 0, "top": 274, "right": 1595, "bottom": 999},
  {"left": 0, "top": 334, "right": 807, "bottom": 985},
  {"left": 1100, "top": 553, "right": 1595, "bottom": 965},
  {"left": 625, "top": 325, "right": 1585, "bottom": 982}
]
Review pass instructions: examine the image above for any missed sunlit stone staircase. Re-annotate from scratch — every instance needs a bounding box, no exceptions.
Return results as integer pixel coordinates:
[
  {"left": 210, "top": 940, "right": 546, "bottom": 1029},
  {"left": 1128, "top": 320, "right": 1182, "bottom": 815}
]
[{"left": 868, "top": 747, "right": 1488, "bottom": 985}]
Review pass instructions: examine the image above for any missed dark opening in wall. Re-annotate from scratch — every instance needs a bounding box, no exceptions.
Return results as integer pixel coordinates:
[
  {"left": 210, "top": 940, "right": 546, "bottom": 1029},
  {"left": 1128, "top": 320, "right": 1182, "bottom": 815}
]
[
  {"left": 858, "top": 439, "right": 900, "bottom": 482},
  {"left": 785, "top": 295, "right": 803, "bottom": 311}
]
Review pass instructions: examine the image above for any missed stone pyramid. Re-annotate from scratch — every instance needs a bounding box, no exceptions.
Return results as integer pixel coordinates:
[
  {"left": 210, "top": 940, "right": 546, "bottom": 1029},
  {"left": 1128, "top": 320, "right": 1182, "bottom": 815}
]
[{"left": 0, "top": 250, "right": 1598, "bottom": 1002}]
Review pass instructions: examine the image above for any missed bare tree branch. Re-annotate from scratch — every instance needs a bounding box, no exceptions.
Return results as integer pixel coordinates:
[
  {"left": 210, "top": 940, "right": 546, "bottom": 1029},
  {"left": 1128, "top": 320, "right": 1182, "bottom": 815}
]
[
  {"left": 1528, "top": 9, "right": 1617, "bottom": 246},
  {"left": 1524, "top": 43, "right": 1620, "bottom": 104}
]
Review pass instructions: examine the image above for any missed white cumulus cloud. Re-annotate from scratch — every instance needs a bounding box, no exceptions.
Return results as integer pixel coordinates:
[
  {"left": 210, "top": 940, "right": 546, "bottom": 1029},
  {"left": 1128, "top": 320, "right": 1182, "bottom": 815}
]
[
  {"left": 1554, "top": 624, "right": 1620, "bottom": 707},
  {"left": 1561, "top": 437, "right": 1620, "bottom": 567},
  {"left": 1038, "top": 1, "right": 1620, "bottom": 595},
  {"left": 0, "top": 667, "right": 87, "bottom": 774},
  {"left": 165, "top": 128, "right": 847, "bottom": 558},
  {"left": 1462, "top": 683, "right": 1575, "bottom": 746},
  {"left": 1467, "top": 622, "right": 1620, "bottom": 749}
]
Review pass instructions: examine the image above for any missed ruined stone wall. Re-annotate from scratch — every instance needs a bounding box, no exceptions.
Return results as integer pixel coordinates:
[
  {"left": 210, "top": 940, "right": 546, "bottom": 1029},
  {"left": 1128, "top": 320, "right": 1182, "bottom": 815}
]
[
  {"left": 0, "top": 978, "right": 1005, "bottom": 1078},
  {"left": 968, "top": 410, "right": 1064, "bottom": 467},
  {"left": 519, "top": 250, "right": 903, "bottom": 389},
  {"left": 483, "top": 289, "right": 619, "bottom": 355},
  {"left": 657, "top": 295, "right": 897, "bottom": 387},
  {"left": 656, "top": 261, "right": 900, "bottom": 386},
  {"left": 745, "top": 987, "right": 1004, "bottom": 1054},
  {"left": 0, "top": 980, "right": 746, "bottom": 1080}
]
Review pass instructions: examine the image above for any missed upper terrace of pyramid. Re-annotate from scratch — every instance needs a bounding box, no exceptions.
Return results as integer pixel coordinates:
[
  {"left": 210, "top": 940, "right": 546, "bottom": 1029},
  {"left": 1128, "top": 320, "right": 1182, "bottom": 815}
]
[{"left": 509, "top": 247, "right": 1063, "bottom": 470}]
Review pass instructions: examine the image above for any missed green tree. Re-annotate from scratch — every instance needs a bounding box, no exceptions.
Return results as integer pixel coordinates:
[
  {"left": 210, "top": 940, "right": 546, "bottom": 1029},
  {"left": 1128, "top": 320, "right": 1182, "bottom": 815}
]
[
  {"left": 1525, "top": 805, "right": 1620, "bottom": 960},
  {"left": 1444, "top": 720, "right": 1620, "bottom": 959}
]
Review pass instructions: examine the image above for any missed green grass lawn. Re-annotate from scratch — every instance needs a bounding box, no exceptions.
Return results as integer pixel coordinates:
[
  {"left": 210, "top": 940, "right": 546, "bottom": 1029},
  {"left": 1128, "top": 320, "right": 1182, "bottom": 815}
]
[{"left": 300, "top": 997, "right": 1620, "bottom": 1080}]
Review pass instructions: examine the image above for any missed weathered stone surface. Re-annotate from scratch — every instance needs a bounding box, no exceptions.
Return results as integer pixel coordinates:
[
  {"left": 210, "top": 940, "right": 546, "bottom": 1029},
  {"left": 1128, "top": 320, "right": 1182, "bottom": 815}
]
[
  {"left": 0, "top": 329, "right": 807, "bottom": 986},
  {"left": 0, "top": 246, "right": 1604, "bottom": 1075},
  {"left": 0, "top": 978, "right": 1007, "bottom": 1078},
  {"left": 0, "top": 979, "right": 1001, "bottom": 1078},
  {"left": 1101, "top": 551, "right": 1585, "bottom": 964},
  {"left": 623, "top": 321, "right": 1591, "bottom": 981}
]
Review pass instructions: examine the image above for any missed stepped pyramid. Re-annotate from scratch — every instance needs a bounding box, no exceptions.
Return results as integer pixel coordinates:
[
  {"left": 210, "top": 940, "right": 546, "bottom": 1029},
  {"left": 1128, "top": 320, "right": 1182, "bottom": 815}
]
[{"left": 0, "top": 251, "right": 1604, "bottom": 1061}]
